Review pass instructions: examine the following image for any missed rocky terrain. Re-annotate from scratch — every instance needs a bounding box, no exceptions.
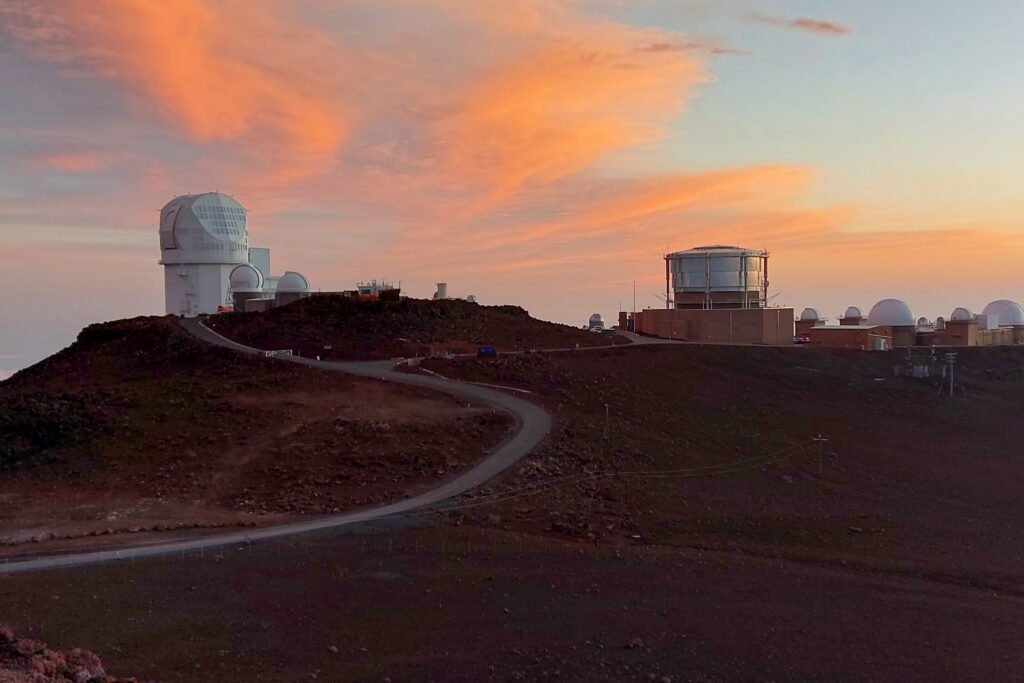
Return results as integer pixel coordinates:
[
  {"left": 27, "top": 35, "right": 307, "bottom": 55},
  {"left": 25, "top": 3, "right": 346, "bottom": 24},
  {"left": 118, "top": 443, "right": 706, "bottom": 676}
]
[
  {"left": 5, "top": 313, "right": 1024, "bottom": 680},
  {"left": 422, "top": 344, "right": 1024, "bottom": 583},
  {"left": 0, "top": 623, "right": 141, "bottom": 682},
  {"left": 0, "top": 316, "right": 511, "bottom": 553},
  {"left": 206, "top": 295, "right": 625, "bottom": 360}
]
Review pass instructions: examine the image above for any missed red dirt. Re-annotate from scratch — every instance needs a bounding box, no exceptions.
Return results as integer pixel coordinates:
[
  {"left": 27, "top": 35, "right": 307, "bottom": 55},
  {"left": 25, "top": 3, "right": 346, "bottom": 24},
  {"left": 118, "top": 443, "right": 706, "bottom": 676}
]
[
  {"left": 421, "top": 344, "right": 1024, "bottom": 586},
  {"left": 1, "top": 525, "right": 1022, "bottom": 682},
  {"left": 0, "top": 317, "right": 512, "bottom": 554},
  {"left": 5, "top": 315, "right": 1024, "bottom": 680},
  {"left": 206, "top": 295, "right": 626, "bottom": 360}
]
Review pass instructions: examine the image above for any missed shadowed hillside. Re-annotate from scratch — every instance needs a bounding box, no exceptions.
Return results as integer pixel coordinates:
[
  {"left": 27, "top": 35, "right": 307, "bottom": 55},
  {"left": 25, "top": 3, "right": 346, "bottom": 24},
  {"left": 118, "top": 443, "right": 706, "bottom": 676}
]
[{"left": 207, "top": 296, "right": 625, "bottom": 359}]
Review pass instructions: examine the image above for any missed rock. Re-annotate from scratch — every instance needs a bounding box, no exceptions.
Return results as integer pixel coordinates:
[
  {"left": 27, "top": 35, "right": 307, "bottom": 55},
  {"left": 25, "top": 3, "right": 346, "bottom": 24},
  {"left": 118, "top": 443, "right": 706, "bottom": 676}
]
[{"left": 628, "top": 637, "right": 644, "bottom": 650}]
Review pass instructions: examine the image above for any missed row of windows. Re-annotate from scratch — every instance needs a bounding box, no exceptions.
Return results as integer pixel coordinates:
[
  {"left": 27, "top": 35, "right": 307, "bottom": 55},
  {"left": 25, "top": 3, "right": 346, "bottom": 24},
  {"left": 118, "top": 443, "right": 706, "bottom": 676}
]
[
  {"left": 196, "top": 205, "right": 245, "bottom": 216},
  {"left": 205, "top": 219, "right": 240, "bottom": 229}
]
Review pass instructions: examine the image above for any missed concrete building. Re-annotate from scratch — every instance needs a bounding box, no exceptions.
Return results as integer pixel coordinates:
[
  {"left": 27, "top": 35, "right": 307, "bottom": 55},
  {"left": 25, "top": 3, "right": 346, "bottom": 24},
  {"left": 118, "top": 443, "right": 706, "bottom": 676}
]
[
  {"left": 839, "top": 306, "right": 864, "bottom": 325},
  {"left": 806, "top": 325, "right": 893, "bottom": 350},
  {"left": 866, "top": 298, "right": 917, "bottom": 347},
  {"left": 631, "top": 245, "right": 792, "bottom": 344},
  {"left": 159, "top": 192, "right": 310, "bottom": 315},
  {"left": 664, "top": 245, "right": 769, "bottom": 309},
  {"left": 933, "top": 301, "right": 1024, "bottom": 346},
  {"left": 795, "top": 308, "right": 825, "bottom": 336},
  {"left": 633, "top": 307, "right": 794, "bottom": 345}
]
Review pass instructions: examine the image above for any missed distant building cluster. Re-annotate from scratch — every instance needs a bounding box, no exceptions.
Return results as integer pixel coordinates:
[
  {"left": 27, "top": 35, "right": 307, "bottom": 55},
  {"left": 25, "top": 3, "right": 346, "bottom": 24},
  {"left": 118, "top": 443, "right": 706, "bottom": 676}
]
[
  {"left": 159, "top": 192, "right": 410, "bottom": 316},
  {"left": 629, "top": 245, "right": 794, "bottom": 345},
  {"left": 619, "top": 244, "right": 1024, "bottom": 350},
  {"left": 158, "top": 192, "right": 311, "bottom": 316},
  {"left": 797, "top": 299, "right": 1024, "bottom": 350}
]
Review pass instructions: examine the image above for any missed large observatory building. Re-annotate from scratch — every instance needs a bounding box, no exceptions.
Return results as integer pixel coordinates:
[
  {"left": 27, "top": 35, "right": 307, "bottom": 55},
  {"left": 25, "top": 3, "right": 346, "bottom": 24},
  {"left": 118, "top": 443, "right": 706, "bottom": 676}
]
[
  {"left": 632, "top": 245, "right": 793, "bottom": 344},
  {"left": 158, "top": 192, "right": 310, "bottom": 315}
]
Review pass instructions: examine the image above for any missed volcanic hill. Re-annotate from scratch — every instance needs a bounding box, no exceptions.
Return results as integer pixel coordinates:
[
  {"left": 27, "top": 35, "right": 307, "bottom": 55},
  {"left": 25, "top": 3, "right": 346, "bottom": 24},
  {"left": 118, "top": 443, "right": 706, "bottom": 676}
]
[
  {"left": 206, "top": 295, "right": 624, "bottom": 360},
  {"left": 0, "top": 316, "right": 511, "bottom": 553}
]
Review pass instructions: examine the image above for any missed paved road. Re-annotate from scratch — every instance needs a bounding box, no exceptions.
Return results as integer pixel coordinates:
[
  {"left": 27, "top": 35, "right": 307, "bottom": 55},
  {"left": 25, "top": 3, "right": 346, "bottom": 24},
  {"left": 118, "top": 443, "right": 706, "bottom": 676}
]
[{"left": 0, "top": 318, "right": 551, "bottom": 575}]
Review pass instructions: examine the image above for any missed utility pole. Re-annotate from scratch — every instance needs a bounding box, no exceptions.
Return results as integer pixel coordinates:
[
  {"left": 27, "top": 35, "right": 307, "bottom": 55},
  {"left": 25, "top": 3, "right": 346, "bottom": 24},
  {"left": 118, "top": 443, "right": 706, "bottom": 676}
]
[
  {"left": 945, "top": 351, "right": 958, "bottom": 396},
  {"left": 813, "top": 434, "right": 829, "bottom": 476}
]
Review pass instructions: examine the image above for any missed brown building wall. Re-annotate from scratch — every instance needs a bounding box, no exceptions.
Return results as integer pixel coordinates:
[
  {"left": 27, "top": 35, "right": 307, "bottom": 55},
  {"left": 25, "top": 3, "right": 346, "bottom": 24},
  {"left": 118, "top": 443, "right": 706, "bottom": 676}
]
[
  {"left": 937, "top": 321, "right": 977, "bottom": 346},
  {"left": 795, "top": 319, "right": 820, "bottom": 336},
  {"left": 891, "top": 326, "right": 917, "bottom": 348},
  {"left": 634, "top": 308, "right": 793, "bottom": 345},
  {"left": 806, "top": 326, "right": 893, "bottom": 350}
]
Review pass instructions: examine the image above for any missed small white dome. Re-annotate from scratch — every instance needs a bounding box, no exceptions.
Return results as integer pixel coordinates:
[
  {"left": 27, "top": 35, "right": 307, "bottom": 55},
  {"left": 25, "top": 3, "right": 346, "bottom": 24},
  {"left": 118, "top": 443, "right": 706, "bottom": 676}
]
[
  {"left": 843, "top": 306, "right": 863, "bottom": 319},
  {"left": 276, "top": 271, "right": 310, "bottom": 293},
  {"left": 981, "top": 299, "right": 1024, "bottom": 326},
  {"left": 799, "top": 307, "right": 821, "bottom": 322},
  {"left": 229, "top": 264, "right": 263, "bottom": 292},
  {"left": 917, "top": 317, "right": 930, "bottom": 326},
  {"left": 868, "top": 298, "right": 916, "bottom": 327},
  {"left": 950, "top": 307, "right": 974, "bottom": 322}
]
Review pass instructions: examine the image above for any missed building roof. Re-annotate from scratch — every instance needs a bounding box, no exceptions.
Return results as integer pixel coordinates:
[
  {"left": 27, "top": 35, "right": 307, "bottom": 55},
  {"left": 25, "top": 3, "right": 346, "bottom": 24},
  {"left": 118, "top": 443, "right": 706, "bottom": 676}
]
[
  {"left": 982, "top": 299, "right": 1024, "bottom": 326},
  {"left": 666, "top": 245, "right": 768, "bottom": 258},
  {"left": 810, "top": 325, "right": 888, "bottom": 330},
  {"left": 276, "top": 271, "right": 310, "bottom": 293},
  {"left": 868, "top": 298, "right": 916, "bottom": 327}
]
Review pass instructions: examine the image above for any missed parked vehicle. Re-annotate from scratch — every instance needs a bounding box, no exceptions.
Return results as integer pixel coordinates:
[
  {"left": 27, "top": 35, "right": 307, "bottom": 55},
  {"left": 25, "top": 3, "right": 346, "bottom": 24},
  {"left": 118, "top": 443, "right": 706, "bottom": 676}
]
[
  {"left": 794, "top": 334, "right": 812, "bottom": 344},
  {"left": 477, "top": 346, "right": 498, "bottom": 358}
]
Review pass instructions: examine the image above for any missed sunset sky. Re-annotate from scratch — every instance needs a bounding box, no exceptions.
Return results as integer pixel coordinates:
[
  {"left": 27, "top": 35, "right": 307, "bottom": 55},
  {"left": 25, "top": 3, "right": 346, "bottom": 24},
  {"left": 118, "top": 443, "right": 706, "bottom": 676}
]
[{"left": 3, "top": 0, "right": 1024, "bottom": 377}]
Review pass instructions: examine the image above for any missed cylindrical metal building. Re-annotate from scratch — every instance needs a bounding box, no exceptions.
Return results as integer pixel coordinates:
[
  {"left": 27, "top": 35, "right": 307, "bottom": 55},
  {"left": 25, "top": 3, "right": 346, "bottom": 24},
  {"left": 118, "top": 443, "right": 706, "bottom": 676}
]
[{"left": 664, "top": 245, "right": 769, "bottom": 309}]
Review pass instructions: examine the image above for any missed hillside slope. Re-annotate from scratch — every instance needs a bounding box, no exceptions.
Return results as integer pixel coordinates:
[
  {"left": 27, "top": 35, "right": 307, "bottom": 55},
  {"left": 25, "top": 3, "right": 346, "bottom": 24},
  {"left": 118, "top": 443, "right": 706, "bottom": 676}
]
[
  {"left": 423, "top": 343, "right": 1024, "bottom": 585},
  {"left": 206, "top": 296, "right": 624, "bottom": 360},
  {"left": 0, "top": 316, "right": 511, "bottom": 552}
]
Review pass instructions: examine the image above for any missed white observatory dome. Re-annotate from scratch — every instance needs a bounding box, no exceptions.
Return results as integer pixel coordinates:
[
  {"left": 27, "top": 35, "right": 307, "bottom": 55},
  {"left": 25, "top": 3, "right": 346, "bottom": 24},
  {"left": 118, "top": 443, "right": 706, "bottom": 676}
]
[
  {"left": 981, "top": 299, "right": 1024, "bottom": 326},
  {"left": 158, "top": 192, "right": 249, "bottom": 265},
  {"left": 950, "top": 307, "right": 974, "bottom": 322},
  {"left": 799, "top": 307, "right": 821, "bottom": 322},
  {"left": 843, "top": 306, "right": 863, "bottom": 319},
  {"left": 276, "top": 271, "right": 310, "bottom": 293},
  {"left": 229, "top": 263, "right": 263, "bottom": 292},
  {"left": 868, "top": 298, "right": 916, "bottom": 327}
]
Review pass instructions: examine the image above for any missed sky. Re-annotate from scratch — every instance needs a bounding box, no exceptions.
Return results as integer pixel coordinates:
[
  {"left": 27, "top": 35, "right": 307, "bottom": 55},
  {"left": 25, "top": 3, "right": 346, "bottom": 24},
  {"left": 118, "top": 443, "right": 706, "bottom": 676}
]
[{"left": 2, "top": 0, "right": 1024, "bottom": 378}]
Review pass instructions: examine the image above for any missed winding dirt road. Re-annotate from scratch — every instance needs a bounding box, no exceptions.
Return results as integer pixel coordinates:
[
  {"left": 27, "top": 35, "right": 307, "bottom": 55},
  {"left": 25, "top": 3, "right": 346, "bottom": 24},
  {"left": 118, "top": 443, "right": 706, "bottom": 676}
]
[{"left": 0, "top": 318, "right": 551, "bottom": 575}]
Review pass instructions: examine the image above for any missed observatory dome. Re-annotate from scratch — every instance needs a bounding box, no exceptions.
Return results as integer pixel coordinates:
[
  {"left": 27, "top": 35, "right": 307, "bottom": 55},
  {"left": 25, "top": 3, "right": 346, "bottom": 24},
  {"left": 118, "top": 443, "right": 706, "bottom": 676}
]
[
  {"left": 276, "top": 271, "right": 310, "bottom": 293},
  {"left": 950, "top": 307, "right": 974, "bottom": 322},
  {"left": 158, "top": 192, "right": 249, "bottom": 265},
  {"left": 843, "top": 306, "right": 863, "bottom": 319},
  {"left": 868, "top": 299, "right": 916, "bottom": 327},
  {"left": 229, "top": 264, "right": 263, "bottom": 292},
  {"left": 799, "top": 307, "right": 821, "bottom": 322},
  {"left": 981, "top": 299, "right": 1024, "bottom": 326}
]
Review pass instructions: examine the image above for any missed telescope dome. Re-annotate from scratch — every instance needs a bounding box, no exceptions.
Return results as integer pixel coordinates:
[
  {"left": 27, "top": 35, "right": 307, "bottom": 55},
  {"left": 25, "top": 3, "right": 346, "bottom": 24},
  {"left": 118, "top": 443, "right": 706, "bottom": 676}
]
[{"left": 868, "top": 299, "right": 915, "bottom": 327}]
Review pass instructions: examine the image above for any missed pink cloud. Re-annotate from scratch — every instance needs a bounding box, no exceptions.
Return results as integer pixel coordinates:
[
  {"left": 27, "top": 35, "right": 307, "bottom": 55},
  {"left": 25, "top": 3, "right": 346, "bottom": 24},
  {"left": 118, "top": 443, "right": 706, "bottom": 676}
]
[{"left": 748, "top": 14, "right": 852, "bottom": 37}]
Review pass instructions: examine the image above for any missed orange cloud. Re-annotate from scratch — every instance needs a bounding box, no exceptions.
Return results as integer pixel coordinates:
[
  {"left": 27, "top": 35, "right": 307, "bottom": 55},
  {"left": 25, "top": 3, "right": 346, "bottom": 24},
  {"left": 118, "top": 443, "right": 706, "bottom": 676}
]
[
  {"left": 35, "top": 153, "right": 106, "bottom": 172},
  {"left": 4, "top": 0, "right": 349, "bottom": 172},
  {"left": 442, "top": 40, "right": 704, "bottom": 202},
  {"left": 748, "top": 15, "right": 851, "bottom": 37}
]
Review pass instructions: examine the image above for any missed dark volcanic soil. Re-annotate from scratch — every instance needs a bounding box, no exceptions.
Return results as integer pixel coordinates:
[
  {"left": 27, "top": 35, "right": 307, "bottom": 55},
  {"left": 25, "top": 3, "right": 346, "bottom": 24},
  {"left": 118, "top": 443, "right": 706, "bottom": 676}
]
[
  {"left": 206, "top": 296, "right": 625, "bottom": 360},
  {"left": 0, "top": 317, "right": 512, "bottom": 552},
  {"left": 2, "top": 524, "right": 1022, "bottom": 682},
  {"left": 6, "top": 322, "right": 1024, "bottom": 681},
  {"left": 421, "top": 344, "right": 1024, "bottom": 586}
]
